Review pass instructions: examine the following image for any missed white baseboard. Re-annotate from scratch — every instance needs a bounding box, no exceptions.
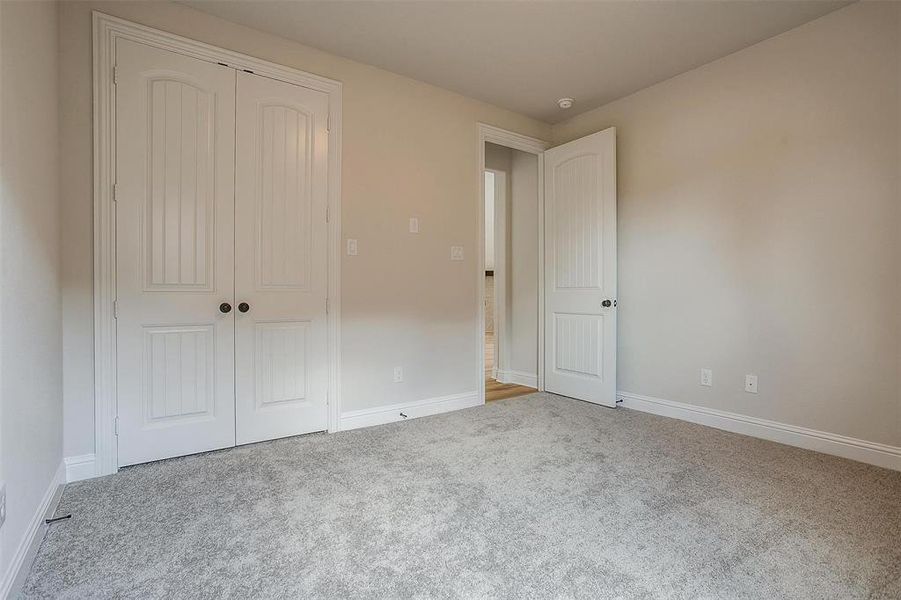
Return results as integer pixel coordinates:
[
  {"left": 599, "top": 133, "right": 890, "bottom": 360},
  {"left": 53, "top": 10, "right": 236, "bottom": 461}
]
[
  {"left": 496, "top": 369, "right": 538, "bottom": 388},
  {"left": 64, "top": 454, "right": 96, "bottom": 483},
  {"left": 0, "top": 461, "right": 65, "bottom": 599},
  {"left": 618, "top": 391, "right": 901, "bottom": 472},
  {"left": 339, "top": 391, "right": 481, "bottom": 431}
]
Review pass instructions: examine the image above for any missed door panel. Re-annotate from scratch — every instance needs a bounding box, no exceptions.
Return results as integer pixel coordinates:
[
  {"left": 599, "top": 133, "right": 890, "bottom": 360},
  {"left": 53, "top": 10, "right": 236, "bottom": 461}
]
[
  {"left": 144, "top": 325, "right": 215, "bottom": 421},
  {"left": 116, "top": 39, "right": 237, "bottom": 466},
  {"left": 234, "top": 72, "right": 330, "bottom": 445},
  {"left": 145, "top": 78, "right": 216, "bottom": 291},
  {"left": 544, "top": 128, "right": 617, "bottom": 406}
]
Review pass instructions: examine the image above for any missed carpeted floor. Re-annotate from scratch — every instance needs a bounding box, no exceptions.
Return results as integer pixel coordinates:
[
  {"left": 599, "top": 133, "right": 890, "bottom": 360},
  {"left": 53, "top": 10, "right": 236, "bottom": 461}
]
[{"left": 22, "top": 393, "right": 901, "bottom": 599}]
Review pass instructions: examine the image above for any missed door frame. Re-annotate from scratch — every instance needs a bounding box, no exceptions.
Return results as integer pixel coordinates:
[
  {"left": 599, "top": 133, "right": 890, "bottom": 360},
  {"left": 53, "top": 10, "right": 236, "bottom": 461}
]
[
  {"left": 476, "top": 124, "right": 549, "bottom": 404},
  {"left": 93, "top": 12, "right": 343, "bottom": 477},
  {"left": 484, "top": 168, "right": 506, "bottom": 381}
]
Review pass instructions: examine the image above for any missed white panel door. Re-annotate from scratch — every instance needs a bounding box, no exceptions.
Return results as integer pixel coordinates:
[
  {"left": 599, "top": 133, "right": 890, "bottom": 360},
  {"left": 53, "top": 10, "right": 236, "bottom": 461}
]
[
  {"left": 115, "top": 39, "right": 237, "bottom": 466},
  {"left": 234, "top": 72, "right": 330, "bottom": 445},
  {"left": 544, "top": 127, "right": 617, "bottom": 406}
]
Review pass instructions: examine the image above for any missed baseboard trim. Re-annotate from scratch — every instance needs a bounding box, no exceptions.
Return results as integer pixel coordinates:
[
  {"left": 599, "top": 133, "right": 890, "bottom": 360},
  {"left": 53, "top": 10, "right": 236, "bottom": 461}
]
[
  {"left": 496, "top": 370, "right": 538, "bottom": 388},
  {"left": 64, "top": 454, "right": 97, "bottom": 483},
  {"left": 618, "top": 391, "right": 901, "bottom": 472},
  {"left": 0, "top": 461, "right": 65, "bottom": 599},
  {"left": 339, "top": 391, "right": 481, "bottom": 431}
]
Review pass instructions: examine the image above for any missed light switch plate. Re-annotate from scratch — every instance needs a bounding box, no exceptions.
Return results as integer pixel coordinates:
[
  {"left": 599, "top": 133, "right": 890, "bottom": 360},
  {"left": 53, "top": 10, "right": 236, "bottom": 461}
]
[
  {"left": 409, "top": 218, "right": 419, "bottom": 234},
  {"left": 450, "top": 246, "right": 464, "bottom": 261},
  {"left": 346, "top": 239, "right": 358, "bottom": 256},
  {"left": 745, "top": 374, "right": 758, "bottom": 394}
]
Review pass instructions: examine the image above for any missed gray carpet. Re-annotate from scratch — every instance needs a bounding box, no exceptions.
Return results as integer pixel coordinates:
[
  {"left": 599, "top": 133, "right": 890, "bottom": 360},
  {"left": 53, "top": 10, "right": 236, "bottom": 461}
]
[{"left": 22, "top": 393, "right": 901, "bottom": 599}]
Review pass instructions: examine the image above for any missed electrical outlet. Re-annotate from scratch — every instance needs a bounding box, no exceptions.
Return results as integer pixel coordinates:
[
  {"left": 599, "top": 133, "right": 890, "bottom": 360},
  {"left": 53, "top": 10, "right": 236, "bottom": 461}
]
[
  {"left": 393, "top": 366, "right": 403, "bottom": 383},
  {"left": 700, "top": 368, "right": 713, "bottom": 387},
  {"left": 745, "top": 374, "right": 758, "bottom": 394},
  {"left": 346, "top": 239, "right": 358, "bottom": 256},
  {"left": 0, "top": 482, "right": 6, "bottom": 530},
  {"left": 450, "top": 246, "right": 464, "bottom": 261},
  {"left": 409, "top": 217, "right": 419, "bottom": 233}
]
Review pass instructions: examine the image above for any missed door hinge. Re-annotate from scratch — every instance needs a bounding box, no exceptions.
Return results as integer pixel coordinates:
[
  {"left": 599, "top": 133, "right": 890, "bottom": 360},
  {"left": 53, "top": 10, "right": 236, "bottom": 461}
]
[
  {"left": 113, "top": 65, "right": 119, "bottom": 85},
  {"left": 326, "top": 298, "right": 330, "bottom": 315},
  {"left": 113, "top": 183, "right": 119, "bottom": 202},
  {"left": 114, "top": 416, "right": 119, "bottom": 436},
  {"left": 327, "top": 114, "right": 330, "bottom": 132},
  {"left": 326, "top": 206, "right": 329, "bottom": 223},
  {"left": 113, "top": 300, "right": 119, "bottom": 319}
]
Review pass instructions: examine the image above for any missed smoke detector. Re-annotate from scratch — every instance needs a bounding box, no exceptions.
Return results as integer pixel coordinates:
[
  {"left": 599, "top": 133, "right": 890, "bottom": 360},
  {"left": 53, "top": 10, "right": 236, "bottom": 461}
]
[{"left": 557, "top": 97, "right": 574, "bottom": 109}]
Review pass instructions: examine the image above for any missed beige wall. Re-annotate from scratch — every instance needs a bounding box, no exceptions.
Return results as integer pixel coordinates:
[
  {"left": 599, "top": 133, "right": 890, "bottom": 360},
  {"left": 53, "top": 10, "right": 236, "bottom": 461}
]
[
  {"left": 0, "top": 0, "right": 63, "bottom": 583},
  {"left": 59, "top": 1, "right": 551, "bottom": 456},
  {"left": 57, "top": 0, "right": 901, "bottom": 456},
  {"left": 553, "top": 1, "right": 901, "bottom": 445},
  {"left": 509, "top": 150, "right": 539, "bottom": 380},
  {"left": 484, "top": 142, "right": 511, "bottom": 274}
]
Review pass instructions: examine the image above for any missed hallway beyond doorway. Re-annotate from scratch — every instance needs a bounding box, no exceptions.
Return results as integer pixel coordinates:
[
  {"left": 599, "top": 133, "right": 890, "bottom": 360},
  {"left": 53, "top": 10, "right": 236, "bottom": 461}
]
[{"left": 485, "top": 331, "right": 535, "bottom": 402}]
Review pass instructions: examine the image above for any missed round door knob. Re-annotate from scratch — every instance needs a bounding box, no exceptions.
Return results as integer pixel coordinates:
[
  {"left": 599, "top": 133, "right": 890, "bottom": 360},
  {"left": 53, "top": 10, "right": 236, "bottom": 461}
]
[
  {"left": 601, "top": 299, "right": 613, "bottom": 308},
  {"left": 219, "top": 302, "right": 232, "bottom": 314},
  {"left": 238, "top": 302, "right": 250, "bottom": 313}
]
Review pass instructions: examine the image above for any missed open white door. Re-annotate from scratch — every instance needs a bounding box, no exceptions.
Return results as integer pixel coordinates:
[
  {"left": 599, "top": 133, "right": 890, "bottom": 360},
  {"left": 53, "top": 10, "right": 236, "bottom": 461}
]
[{"left": 543, "top": 127, "right": 617, "bottom": 406}]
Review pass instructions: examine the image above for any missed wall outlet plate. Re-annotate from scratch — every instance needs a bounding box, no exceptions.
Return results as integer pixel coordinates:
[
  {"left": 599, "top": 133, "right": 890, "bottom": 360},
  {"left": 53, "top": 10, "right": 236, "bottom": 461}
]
[
  {"left": 393, "top": 366, "right": 403, "bottom": 383},
  {"left": 745, "top": 374, "right": 759, "bottom": 394},
  {"left": 700, "top": 368, "right": 713, "bottom": 387},
  {"left": 346, "top": 238, "right": 358, "bottom": 256},
  {"left": 409, "top": 217, "right": 419, "bottom": 233}
]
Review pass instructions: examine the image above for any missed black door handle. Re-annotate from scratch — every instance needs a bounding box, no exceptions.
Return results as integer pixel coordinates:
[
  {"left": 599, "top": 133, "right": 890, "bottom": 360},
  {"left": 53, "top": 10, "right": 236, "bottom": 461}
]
[
  {"left": 219, "top": 302, "right": 232, "bottom": 314},
  {"left": 602, "top": 299, "right": 613, "bottom": 308},
  {"left": 238, "top": 302, "right": 250, "bottom": 313}
]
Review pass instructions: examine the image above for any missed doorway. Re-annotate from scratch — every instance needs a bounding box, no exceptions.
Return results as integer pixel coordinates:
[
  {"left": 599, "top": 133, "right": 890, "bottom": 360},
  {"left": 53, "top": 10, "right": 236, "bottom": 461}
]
[
  {"left": 482, "top": 141, "right": 541, "bottom": 402},
  {"left": 477, "top": 124, "right": 617, "bottom": 408}
]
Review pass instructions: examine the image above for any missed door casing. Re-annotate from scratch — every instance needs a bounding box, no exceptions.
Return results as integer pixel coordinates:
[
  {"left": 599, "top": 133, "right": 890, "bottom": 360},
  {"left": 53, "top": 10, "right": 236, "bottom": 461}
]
[{"left": 93, "top": 12, "right": 343, "bottom": 477}]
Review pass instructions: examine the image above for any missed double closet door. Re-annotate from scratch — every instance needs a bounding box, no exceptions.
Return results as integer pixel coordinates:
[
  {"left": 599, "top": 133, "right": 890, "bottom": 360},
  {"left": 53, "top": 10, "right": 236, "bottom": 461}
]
[{"left": 115, "top": 39, "right": 329, "bottom": 466}]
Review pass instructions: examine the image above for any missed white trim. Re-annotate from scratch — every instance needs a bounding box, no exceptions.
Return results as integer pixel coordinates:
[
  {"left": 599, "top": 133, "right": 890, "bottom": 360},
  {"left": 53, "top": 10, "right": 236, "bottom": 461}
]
[
  {"left": 479, "top": 124, "right": 550, "bottom": 155},
  {"left": 64, "top": 454, "right": 97, "bottom": 483},
  {"left": 339, "top": 391, "right": 480, "bottom": 431},
  {"left": 92, "top": 12, "right": 343, "bottom": 476},
  {"left": 0, "top": 462, "right": 65, "bottom": 600},
  {"left": 476, "top": 124, "right": 549, "bottom": 407},
  {"left": 496, "top": 370, "right": 538, "bottom": 389},
  {"left": 618, "top": 391, "right": 901, "bottom": 472}
]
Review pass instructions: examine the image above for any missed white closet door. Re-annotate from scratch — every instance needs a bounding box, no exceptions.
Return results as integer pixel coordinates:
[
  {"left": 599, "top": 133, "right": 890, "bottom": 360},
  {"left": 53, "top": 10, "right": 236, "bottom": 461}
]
[
  {"left": 544, "top": 127, "right": 617, "bottom": 407},
  {"left": 234, "top": 72, "right": 330, "bottom": 445},
  {"left": 115, "top": 39, "right": 237, "bottom": 466}
]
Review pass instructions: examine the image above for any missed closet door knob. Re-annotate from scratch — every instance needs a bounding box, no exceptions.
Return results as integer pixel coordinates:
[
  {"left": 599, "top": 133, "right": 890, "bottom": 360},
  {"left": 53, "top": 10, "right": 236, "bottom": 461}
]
[
  {"left": 238, "top": 302, "right": 250, "bottom": 313},
  {"left": 601, "top": 299, "right": 612, "bottom": 308},
  {"left": 219, "top": 302, "right": 232, "bottom": 314}
]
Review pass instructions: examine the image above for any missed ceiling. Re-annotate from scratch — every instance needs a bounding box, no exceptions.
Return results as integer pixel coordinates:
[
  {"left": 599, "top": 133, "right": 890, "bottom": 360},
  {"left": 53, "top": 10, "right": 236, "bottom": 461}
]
[{"left": 182, "top": 0, "right": 851, "bottom": 123}]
